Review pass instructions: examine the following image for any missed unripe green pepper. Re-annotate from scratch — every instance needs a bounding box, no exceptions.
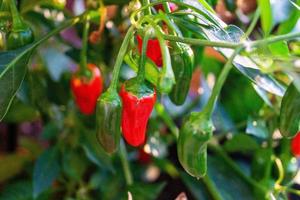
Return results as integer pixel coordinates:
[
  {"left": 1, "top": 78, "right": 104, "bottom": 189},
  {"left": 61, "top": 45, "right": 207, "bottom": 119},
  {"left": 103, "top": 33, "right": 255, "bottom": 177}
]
[
  {"left": 6, "top": 0, "right": 34, "bottom": 50},
  {"left": 177, "top": 112, "right": 213, "bottom": 178},
  {"left": 169, "top": 42, "right": 194, "bottom": 105},
  {"left": 96, "top": 89, "right": 122, "bottom": 154}
]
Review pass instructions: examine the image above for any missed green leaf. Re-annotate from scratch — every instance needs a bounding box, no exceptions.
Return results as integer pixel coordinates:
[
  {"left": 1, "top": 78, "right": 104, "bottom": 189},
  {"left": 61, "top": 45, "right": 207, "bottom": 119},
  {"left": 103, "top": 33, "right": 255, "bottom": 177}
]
[
  {"left": 0, "top": 181, "right": 32, "bottom": 200},
  {"left": 207, "top": 156, "right": 255, "bottom": 200},
  {"left": 246, "top": 117, "right": 269, "bottom": 139},
  {"left": 33, "top": 147, "right": 60, "bottom": 199},
  {"left": 268, "top": 41, "right": 290, "bottom": 57},
  {"left": 0, "top": 46, "right": 33, "bottom": 121},
  {"left": 180, "top": 172, "right": 211, "bottom": 200},
  {"left": 279, "top": 83, "right": 300, "bottom": 138},
  {"left": 198, "top": 0, "right": 216, "bottom": 13},
  {"left": 224, "top": 134, "right": 259, "bottom": 153},
  {"left": 0, "top": 16, "right": 81, "bottom": 122},
  {"left": 172, "top": 11, "right": 285, "bottom": 97},
  {"left": 3, "top": 98, "right": 39, "bottom": 123},
  {"left": 126, "top": 182, "right": 166, "bottom": 200},
  {"left": 0, "top": 154, "right": 28, "bottom": 182},
  {"left": 251, "top": 148, "right": 273, "bottom": 182},
  {"left": 258, "top": 0, "right": 273, "bottom": 36},
  {"left": 62, "top": 149, "right": 87, "bottom": 181},
  {"left": 80, "top": 131, "right": 114, "bottom": 171},
  {"left": 277, "top": 5, "right": 300, "bottom": 34}
]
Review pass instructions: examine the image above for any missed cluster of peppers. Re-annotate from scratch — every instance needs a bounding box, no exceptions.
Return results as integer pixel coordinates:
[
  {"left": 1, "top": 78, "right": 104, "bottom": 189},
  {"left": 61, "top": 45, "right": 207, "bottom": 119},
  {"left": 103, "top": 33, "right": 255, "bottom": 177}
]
[
  {"left": 0, "top": 0, "right": 34, "bottom": 50},
  {"left": 69, "top": 3, "right": 212, "bottom": 178},
  {"left": 2, "top": 0, "right": 298, "bottom": 181}
]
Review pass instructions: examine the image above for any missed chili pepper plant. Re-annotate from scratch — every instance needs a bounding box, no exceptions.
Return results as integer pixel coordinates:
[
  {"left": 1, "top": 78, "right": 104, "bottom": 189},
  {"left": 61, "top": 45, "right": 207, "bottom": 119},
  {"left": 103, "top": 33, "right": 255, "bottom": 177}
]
[{"left": 0, "top": 0, "right": 300, "bottom": 199}]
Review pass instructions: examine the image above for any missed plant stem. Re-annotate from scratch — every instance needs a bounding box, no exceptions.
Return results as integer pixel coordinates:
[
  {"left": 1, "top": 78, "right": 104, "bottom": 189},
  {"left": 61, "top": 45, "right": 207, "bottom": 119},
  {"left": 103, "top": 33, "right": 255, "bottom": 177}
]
[
  {"left": 209, "top": 144, "right": 268, "bottom": 194},
  {"left": 249, "top": 31, "right": 300, "bottom": 48},
  {"left": 162, "top": 34, "right": 239, "bottom": 48},
  {"left": 79, "top": 14, "right": 90, "bottom": 72},
  {"left": 162, "top": 2, "right": 171, "bottom": 13},
  {"left": 109, "top": 26, "right": 135, "bottom": 91},
  {"left": 142, "top": 0, "right": 151, "bottom": 15},
  {"left": 9, "top": 0, "right": 24, "bottom": 31},
  {"left": 202, "top": 175, "right": 223, "bottom": 200},
  {"left": 243, "top": 8, "right": 260, "bottom": 39},
  {"left": 155, "top": 103, "right": 179, "bottom": 139},
  {"left": 274, "top": 157, "right": 284, "bottom": 188},
  {"left": 131, "top": 0, "right": 220, "bottom": 29},
  {"left": 137, "top": 27, "right": 150, "bottom": 84},
  {"left": 202, "top": 47, "right": 243, "bottom": 117},
  {"left": 119, "top": 140, "right": 133, "bottom": 186}
]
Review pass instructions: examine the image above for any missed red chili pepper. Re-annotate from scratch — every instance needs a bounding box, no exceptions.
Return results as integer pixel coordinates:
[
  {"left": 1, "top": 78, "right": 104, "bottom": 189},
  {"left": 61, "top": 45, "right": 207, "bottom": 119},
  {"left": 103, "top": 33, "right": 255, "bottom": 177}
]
[
  {"left": 71, "top": 63, "right": 103, "bottom": 115},
  {"left": 154, "top": 3, "right": 177, "bottom": 12},
  {"left": 291, "top": 131, "right": 300, "bottom": 157},
  {"left": 136, "top": 35, "right": 162, "bottom": 67},
  {"left": 120, "top": 83, "right": 156, "bottom": 147}
]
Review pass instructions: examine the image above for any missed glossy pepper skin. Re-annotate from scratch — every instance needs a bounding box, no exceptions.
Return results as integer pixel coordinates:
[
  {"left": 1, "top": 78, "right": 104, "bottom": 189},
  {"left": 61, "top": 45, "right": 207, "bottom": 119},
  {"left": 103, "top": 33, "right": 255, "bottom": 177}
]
[
  {"left": 6, "top": 26, "right": 34, "bottom": 50},
  {"left": 6, "top": 0, "right": 34, "bottom": 50},
  {"left": 96, "top": 90, "right": 121, "bottom": 154},
  {"left": 177, "top": 112, "right": 213, "bottom": 178},
  {"left": 136, "top": 35, "right": 162, "bottom": 67},
  {"left": 291, "top": 131, "right": 300, "bottom": 157},
  {"left": 169, "top": 42, "right": 194, "bottom": 105},
  {"left": 120, "top": 79, "right": 156, "bottom": 147},
  {"left": 71, "top": 64, "right": 103, "bottom": 115}
]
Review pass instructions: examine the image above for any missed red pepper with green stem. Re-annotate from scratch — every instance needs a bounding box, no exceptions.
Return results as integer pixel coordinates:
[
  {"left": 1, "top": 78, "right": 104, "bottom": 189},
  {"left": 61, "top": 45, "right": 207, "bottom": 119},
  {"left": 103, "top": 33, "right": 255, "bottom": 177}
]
[
  {"left": 71, "top": 14, "right": 103, "bottom": 115},
  {"left": 6, "top": 0, "right": 34, "bottom": 50},
  {"left": 120, "top": 27, "right": 156, "bottom": 147}
]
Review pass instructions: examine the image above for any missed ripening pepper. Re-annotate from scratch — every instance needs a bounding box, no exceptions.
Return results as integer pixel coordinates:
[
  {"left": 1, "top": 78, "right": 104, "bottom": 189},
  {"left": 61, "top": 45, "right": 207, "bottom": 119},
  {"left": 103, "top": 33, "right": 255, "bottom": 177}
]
[
  {"left": 96, "top": 89, "right": 121, "bottom": 154},
  {"left": 120, "top": 79, "right": 156, "bottom": 147},
  {"left": 71, "top": 63, "right": 103, "bottom": 115},
  {"left": 6, "top": 0, "right": 34, "bottom": 50},
  {"left": 169, "top": 42, "right": 194, "bottom": 105},
  {"left": 136, "top": 35, "right": 162, "bottom": 67},
  {"left": 177, "top": 112, "right": 213, "bottom": 178},
  {"left": 291, "top": 131, "right": 300, "bottom": 157}
]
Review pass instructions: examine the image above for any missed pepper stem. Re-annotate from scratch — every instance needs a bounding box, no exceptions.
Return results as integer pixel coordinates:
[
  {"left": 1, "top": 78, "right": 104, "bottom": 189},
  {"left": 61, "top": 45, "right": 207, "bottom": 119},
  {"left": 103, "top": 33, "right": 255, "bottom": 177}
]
[
  {"left": 9, "top": 0, "right": 24, "bottom": 31},
  {"left": 142, "top": 0, "right": 151, "bottom": 15},
  {"left": 79, "top": 13, "right": 90, "bottom": 74},
  {"left": 119, "top": 140, "right": 133, "bottom": 186},
  {"left": 202, "top": 47, "right": 243, "bottom": 117},
  {"left": 136, "top": 27, "right": 150, "bottom": 84},
  {"left": 109, "top": 26, "right": 135, "bottom": 91}
]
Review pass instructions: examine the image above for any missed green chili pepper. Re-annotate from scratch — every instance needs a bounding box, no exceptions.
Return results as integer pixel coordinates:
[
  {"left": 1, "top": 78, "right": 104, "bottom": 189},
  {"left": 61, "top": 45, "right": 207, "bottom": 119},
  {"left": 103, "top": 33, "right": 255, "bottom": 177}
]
[
  {"left": 6, "top": 0, "right": 34, "bottom": 50},
  {"left": 169, "top": 42, "right": 194, "bottom": 105},
  {"left": 279, "top": 83, "right": 300, "bottom": 138},
  {"left": 96, "top": 89, "right": 122, "bottom": 154},
  {"left": 177, "top": 112, "right": 213, "bottom": 178}
]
